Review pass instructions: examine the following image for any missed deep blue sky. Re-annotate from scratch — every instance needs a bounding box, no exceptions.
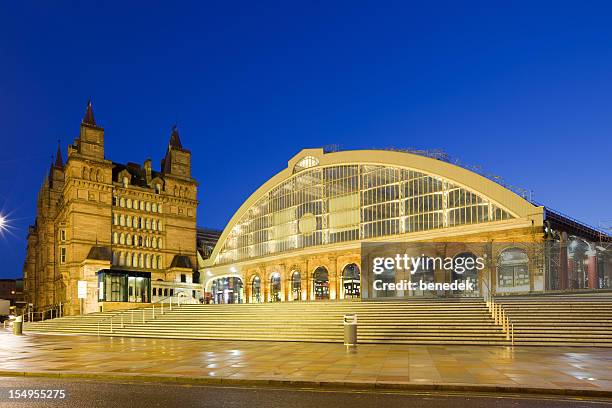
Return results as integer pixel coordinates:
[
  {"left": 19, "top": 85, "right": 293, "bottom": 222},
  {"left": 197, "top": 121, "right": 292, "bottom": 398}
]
[{"left": 1, "top": 1, "right": 611, "bottom": 278}]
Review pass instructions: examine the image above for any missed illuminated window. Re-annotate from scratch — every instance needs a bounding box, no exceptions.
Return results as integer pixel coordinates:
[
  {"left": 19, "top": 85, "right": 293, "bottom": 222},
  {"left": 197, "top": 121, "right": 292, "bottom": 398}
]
[{"left": 293, "top": 156, "right": 319, "bottom": 173}]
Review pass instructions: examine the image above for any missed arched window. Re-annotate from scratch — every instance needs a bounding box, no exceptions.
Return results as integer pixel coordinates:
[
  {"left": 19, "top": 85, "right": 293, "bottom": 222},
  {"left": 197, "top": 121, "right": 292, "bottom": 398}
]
[
  {"left": 152, "top": 238, "right": 157, "bottom": 249},
  {"left": 568, "top": 239, "right": 592, "bottom": 289},
  {"left": 145, "top": 254, "right": 151, "bottom": 269},
  {"left": 145, "top": 237, "right": 150, "bottom": 247},
  {"left": 112, "top": 232, "right": 118, "bottom": 244},
  {"left": 152, "top": 203, "right": 158, "bottom": 212},
  {"left": 145, "top": 218, "right": 151, "bottom": 230},
  {"left": 119, "top": 214, "right": 125, "bottom": 226},
  {"left": 127, "top": 198, "right": 132, "bottom": 208},
  {"left": 270, "top": 273, "right": 281, "bottom": 302},
  {"left": 158, "top": 205, "right": 163, "bottom": 214},
  {"left": 133, "top": 217, "right": 138, "bottom": 228},
  {"left": 313, "top": 267, "right": 329, "bottom": 300},
  {"left": 139, "top": 253, "right": 144, "bottom": 268},
  {"left": 251, "top": 275, "right": 262, "bottom": 303},
  {"left": 126, "top": 234, "right": 132, "bottom": 246},
  {"left": 158, "top": 238, "right": 162, "bottom": 249},
  {"left": 164, "top": 289, "right": 168, "bottom": 297},
  {"left": 133, "top": 200, "right": 139, "bottom": 210},
  {"left": 126, "top": 215, "right": 131, "bottom": 227},
  {"left": 120, "top": 197, "right": 125, "bottom": 207},
  {"left": 140, "top": 201, "right": 145, "bottom": 210},
  {"left": 119, "top": 252, "right": 125, "bottom": 266},
  {"left": 132, "top": 253, "right": 138, "bottom": 267},
  {"left": 119, "top": 233, "right": 125, "bottom": 245},
  {"left": 342, "top": 263, "right": 360, "bottom": 298},
  {"left": 152, "top": 220, "right": 157, "bottom": 231},
  {"left": 291, "top": 271, "right": 301, "bottom": 301},
  {"left": 157, "top": 255, "right": 162, "bottom": 269},
  {"left": 497, "top": 248, "right": 529, "bottom": 291},
  {"left": 146, "top": 202, "right": 151, "bottom": 212},
  {"left": 126, "top": 252, "right": 132, "bottom": 267},
  {"left": 152, "top": 256, "right": 158, "bottom": 269}
]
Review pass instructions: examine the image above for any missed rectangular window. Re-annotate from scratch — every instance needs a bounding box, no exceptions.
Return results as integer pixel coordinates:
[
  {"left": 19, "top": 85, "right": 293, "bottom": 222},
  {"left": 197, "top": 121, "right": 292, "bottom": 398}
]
[
  {"left": 60, "top": 229, "right": 66, "bottom": 241},
  {"left": 60, "top": 247, "right": 66, "bottom": 264}
]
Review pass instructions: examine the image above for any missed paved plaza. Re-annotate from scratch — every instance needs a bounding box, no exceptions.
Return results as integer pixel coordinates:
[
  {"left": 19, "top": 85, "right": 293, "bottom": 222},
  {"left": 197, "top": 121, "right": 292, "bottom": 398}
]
[{"left": 0, "top": 329, "right": 610, "bottom": 396}]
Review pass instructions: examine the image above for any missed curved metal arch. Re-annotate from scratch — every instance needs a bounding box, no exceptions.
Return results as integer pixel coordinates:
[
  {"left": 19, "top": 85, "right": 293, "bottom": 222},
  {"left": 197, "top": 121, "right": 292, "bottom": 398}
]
[{"left": 206, "top": 148, "right": 540, "bottom": 265}]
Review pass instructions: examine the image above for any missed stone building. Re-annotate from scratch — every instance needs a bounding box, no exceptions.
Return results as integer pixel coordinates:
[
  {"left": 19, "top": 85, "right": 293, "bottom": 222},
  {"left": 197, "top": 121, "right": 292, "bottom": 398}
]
[
  {"left": 23, "top": 102, "right": 199, "bottom": 315},
  {"left": 202, "top": 148, "right": 612, "bottom": 303}
]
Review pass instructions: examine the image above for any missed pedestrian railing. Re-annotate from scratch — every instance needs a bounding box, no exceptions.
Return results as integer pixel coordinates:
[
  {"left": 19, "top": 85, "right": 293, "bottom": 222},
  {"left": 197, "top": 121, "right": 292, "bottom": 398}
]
[
  {"left": 482, "top": 281, "right": 514, "bottom": 346},
  {"left": 97, "top": 291, "right": 188, "bottom": 337}
]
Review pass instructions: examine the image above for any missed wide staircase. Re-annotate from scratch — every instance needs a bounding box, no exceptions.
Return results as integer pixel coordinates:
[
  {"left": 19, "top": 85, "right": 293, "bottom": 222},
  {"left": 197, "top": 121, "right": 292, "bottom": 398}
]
[
  {"left": 495, "top": 293, "right": 612, "bottom": 347},
  {"left": 24, "top": 294, "right": 612, "bottom": 346},
  {"left": 25, "top": 299, "right": 507, "bottom": 345}
]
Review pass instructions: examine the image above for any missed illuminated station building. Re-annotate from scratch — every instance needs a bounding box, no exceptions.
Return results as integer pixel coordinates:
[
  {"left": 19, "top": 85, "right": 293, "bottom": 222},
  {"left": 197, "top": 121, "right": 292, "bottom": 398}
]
[{"left": 202, "top": 148, "right": 611, "bottom": 303}]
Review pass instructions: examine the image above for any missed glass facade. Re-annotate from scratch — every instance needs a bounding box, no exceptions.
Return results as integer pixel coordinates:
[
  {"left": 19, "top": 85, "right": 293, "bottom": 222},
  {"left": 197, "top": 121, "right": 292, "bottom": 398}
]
[
  {"left": 211, "top": 277, "right": 244, "bottom": 304},
  {"left": 98, "top": 270, "right": 151, "bottom": 303},
  {"left": 217, "top": 165, "right": 513, "bottom": 264}
]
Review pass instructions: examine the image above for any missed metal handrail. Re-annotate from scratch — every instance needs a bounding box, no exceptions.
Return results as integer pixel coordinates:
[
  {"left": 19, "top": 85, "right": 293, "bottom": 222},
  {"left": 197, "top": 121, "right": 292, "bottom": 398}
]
[
  {"left": 26, "top": 303, "right": 64, "bottom": 322},
  {"left": 485, "top": 296, "right": 514, "bottom": 347},
  {"left": 96, "top": 291, "right": 187, "bottom": 336}
]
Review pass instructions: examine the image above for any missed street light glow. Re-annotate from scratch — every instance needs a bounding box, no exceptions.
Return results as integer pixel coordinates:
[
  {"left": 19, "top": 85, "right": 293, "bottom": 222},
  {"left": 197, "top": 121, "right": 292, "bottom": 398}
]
[{"left": 0, "top": 215, "right": 7, "bottom": 234}]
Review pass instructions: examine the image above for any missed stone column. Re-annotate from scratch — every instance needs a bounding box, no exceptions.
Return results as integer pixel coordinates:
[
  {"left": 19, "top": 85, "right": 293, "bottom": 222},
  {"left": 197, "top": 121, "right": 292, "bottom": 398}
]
[
  {"left": 587, "top": 253, "right": 598, "bottom": 289},
  {"left": 559, "top": 234, "right": 569, "bottom": 290}
]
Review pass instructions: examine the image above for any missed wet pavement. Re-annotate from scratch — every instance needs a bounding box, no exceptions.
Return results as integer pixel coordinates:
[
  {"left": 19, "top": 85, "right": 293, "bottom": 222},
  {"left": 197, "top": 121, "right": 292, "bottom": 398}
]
[{"left": 0, "top": 330, "right": 610, "bottom": 395}]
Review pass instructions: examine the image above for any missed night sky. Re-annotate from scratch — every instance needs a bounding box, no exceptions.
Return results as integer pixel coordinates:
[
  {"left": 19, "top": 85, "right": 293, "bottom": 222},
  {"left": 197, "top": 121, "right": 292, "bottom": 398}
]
[{"left": 1, "top": 1, "right": 611, "bottom": 279}]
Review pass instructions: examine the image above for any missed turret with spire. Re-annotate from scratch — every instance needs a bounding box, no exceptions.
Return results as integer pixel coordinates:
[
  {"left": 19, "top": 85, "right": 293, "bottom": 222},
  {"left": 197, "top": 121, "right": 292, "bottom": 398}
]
[
  {"left": 161, "top": 125, "right": 191, "bottom": 178},
  {"left": 76, "top": 100, "right": 105, "bottom": 160}
]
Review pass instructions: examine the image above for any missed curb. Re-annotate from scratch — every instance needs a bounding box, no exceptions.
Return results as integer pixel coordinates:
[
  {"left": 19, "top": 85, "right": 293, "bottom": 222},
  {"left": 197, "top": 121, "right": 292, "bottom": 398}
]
[{"left": 0, "top": 370, "right": 610, "bottom": 398}]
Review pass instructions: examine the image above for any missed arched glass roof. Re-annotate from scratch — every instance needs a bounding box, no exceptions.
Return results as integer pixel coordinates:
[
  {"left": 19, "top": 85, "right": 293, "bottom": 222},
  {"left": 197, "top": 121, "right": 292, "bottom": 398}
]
[{"left": 216, "top": 163, "right": 514, "bottom": 264}]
